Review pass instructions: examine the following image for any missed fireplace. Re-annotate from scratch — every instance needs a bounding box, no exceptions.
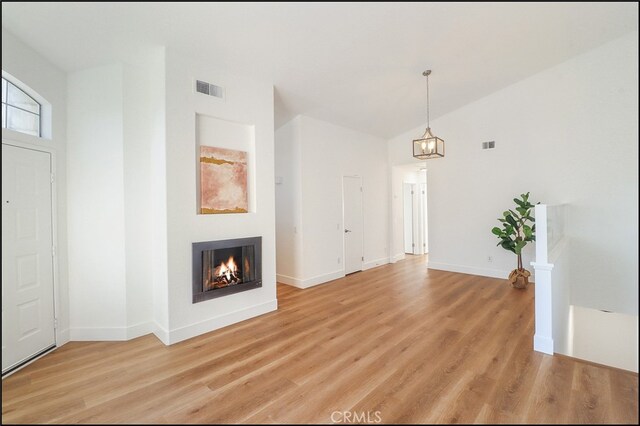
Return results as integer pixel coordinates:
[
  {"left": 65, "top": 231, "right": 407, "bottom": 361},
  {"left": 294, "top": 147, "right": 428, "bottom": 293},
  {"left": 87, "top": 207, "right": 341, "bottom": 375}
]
[{"left": 192, "top": 237, "right": 262, "bottom": 303}]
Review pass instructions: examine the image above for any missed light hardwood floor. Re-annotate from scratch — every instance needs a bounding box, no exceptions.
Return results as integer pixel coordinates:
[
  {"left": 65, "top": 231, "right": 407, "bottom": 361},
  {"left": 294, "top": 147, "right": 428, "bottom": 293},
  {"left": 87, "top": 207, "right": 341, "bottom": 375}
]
[{"left": 2, "top": 256, "right": 638, "bottom": 424}]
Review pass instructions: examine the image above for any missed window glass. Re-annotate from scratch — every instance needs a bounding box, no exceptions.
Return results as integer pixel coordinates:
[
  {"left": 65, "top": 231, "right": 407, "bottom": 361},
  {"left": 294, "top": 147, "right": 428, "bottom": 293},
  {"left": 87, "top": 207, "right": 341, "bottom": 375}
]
[
  {"left": 7, "top": 83, "right": 40, "bottom": 114},
  {"left": 1, "top": 76, "right": 41, "bottom": 137},
  {"left": 6, "top": 105, "right": 40, "bottom": 136}
]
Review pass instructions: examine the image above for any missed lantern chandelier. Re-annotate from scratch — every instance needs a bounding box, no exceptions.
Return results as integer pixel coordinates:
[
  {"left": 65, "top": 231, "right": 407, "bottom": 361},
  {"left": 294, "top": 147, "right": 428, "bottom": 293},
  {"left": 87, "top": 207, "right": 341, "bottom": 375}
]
[{"left": 413, "top": 70, "right": 444, "bottom": 159}]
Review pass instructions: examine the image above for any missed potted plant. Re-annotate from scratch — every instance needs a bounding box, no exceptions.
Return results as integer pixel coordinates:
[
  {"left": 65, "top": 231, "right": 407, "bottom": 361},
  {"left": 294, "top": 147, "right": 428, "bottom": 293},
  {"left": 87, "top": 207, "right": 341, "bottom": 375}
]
[{"left": 491, "top": 192, "right": 536, "bottom": 289}]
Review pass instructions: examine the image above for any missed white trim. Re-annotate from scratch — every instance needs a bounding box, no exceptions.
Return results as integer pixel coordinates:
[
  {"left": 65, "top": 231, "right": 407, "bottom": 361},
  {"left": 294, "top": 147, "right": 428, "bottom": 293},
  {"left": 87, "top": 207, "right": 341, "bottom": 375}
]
[
  {"left": 534, "top": 334, "right": 554, "bottom": 355},
  {"left": 126, "top": 322, "right": 154, "bottom": 340},
  {"left": 57, "top": 328, "right": 70, "bottom": 346},
  {"left": 70, "top": 327, "right": 128, "bottom": 341},
  {"left": 530, "top": 261, "right": 554, "bottom": 271},
  {"left": 427, "top": 261, "right": 510, "bottom": 279},
  {"left": 278, "top": 270, "right": 345, "bottom": 289},
  {"left": 152, "top": 322, "right": 170, "bottom": 346},
  {"left": 276, "top": 273, "right": 303, "bottom": 287},
  {"left": 166, "top": 299, "right": 278, "bottom": 345},
  {"left": 69, "top": 321, "right": 153, "bottom": 341},
  {"left": 363, "top": 257, "right": 389, "bottom": 271},
  {"left": 390, "top": 253, "right": 406, "bottom": 263}
]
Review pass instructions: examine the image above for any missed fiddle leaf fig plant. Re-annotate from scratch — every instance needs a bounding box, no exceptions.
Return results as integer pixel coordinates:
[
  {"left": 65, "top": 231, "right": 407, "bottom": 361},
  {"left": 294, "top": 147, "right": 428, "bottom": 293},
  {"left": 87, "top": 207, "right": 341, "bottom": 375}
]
[{"left": 491, "top": 192, "right": 537, "bottom": 278}]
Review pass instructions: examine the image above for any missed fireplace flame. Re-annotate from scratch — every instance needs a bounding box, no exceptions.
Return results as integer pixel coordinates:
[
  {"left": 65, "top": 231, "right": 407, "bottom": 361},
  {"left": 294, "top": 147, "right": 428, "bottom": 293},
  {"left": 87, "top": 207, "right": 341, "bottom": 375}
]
[
  {"left": 206, "top": 254, "right": 245, "bottom": 290},
  {"left": 218, "top": 256, "right": 238, "bottom": 281}
]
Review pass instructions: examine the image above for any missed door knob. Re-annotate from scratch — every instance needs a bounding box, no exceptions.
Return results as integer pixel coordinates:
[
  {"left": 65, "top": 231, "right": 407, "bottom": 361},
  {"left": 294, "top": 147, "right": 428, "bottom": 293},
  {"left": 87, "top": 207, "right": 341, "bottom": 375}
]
[{"left": 344, "top": 229, "right": 351, "bottom": 233}]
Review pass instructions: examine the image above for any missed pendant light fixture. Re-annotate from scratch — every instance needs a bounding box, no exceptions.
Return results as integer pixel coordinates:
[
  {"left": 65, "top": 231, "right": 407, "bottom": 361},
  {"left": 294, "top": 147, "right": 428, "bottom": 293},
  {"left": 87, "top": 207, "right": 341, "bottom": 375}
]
[{"left": 413, "top": 70, "right": 444, "bottom": 159}]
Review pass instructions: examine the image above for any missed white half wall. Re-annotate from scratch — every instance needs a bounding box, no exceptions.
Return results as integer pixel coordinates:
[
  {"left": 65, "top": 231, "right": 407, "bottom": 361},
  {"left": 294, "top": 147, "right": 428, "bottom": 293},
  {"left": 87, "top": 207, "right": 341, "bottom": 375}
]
[
  {"left": 388, "top": 32, "right": 639, "bottom": 315},
  {"left": 275, "top": 115, "right": 390, "bottom": 286},
  {"left": 1, "top": 27, "right": 69, "bottom": 344},
  {"left": 164, "top": 48, "right": 277, "bottom": 344}
]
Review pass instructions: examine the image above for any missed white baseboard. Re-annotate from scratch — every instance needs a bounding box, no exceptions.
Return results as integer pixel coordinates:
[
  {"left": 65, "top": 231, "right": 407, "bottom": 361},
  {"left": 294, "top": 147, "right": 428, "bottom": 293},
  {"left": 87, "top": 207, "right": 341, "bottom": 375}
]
[
  {"left": 277, "top": 270, "right": 345, "bottom": 289},
  {"left": 126, "top": 321, "right": 154, "bottom": 340},
  {"left": 152, "top": 321, "right": 170, "bottom": 345},
  {"left": 70, "top": 326, "right": 128, "bottom": 341},
  {"left": 166, "top": 299, "right": 278, "bottom": 345},
  {"left": 427, "top": 261, "right": 535, "bottom": 283},
  {"left": 276, "top": 273, "right": 304, "bottom": 287},
  {"left": 56, "top": 328, "right": 70, "bottom": 347},
  {"left": 363, "top": 257, "right": 389, "bottom": 270},
  {"left": 426, "top": 261, "right": 510, "bottom": 279},
  {"left": 390, "top": 253, "right": 405, "bottom": 263},
  {"left": 534, "top": 334, "right": 554, "bottom": 355},
  {"left": 69, "top": 321, "right": 153, "bottom": 342}
]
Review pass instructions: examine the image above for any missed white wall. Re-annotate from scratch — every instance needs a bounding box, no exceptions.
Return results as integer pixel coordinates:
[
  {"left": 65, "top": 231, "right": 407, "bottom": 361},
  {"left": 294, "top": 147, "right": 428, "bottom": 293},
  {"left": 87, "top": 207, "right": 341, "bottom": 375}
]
[
  {"left": 274, "top": 118, "right": 303, "bottom": 280},
  {"left": 147, "top": 52, "right": 169, "bottom": 339},
  {"left": 571, "top": 306, "right": 638, "bottom": 372},
  {"left": 7, "top": 30, "right": 274, "bottom": 345},
  {"left": 163, "top": 48, "right": 277, "bottom": 344},
  {"left": 1, "top": 27, "right": 69, "bottom": 344},
  {"left": 388, "top": 33, "right": 639, "bottom": 315},
  {"left": 123, "top": 50, "right": 166, "bottom": 338},
  {"left": 275, "top": 115, "right": 389, "bottom": 287},
  {"left": 67, "top": 64, "right": 128, "bottom": 339},
  {"left": 67, "top": 52, "right": 167, "bottom": 341}
]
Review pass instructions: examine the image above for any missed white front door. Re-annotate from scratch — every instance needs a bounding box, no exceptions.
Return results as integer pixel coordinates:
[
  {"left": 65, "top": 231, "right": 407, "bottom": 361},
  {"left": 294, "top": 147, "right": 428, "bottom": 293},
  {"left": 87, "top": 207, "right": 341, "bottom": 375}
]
[
  {"left": 343, "top": 176, "right": 363, "bottom": 275},
  {"left": 2, "top": 143, "right": 56, "bottom": 374}
]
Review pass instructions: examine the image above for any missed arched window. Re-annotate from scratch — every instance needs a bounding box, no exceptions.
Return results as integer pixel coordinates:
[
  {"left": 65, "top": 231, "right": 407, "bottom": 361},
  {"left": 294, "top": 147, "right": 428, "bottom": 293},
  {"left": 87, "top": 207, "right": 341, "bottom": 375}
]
[{"left": 2, "top": 76, "right": 41, "bottom": 137}]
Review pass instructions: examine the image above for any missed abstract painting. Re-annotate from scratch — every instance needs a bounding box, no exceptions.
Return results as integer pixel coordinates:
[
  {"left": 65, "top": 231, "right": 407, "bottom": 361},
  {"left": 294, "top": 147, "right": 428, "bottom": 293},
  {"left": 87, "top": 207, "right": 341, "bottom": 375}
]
[{"left": 199, "top": 146, "right": 248, "bottom": 214}]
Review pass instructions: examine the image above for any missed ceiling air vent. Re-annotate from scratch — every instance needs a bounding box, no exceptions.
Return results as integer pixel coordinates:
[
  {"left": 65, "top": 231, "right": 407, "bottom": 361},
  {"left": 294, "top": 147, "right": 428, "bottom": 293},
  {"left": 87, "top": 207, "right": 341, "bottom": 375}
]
[
  {"left": 482, "top": 141, "right": 495, "bottom": 150},
  {"left": 196, "top": 80, "right": 224, "bottom": 99}
]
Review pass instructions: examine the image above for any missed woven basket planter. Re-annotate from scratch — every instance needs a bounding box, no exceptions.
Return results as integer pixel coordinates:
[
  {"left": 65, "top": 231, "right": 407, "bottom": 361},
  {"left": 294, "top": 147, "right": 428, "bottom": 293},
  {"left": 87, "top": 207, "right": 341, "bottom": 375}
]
[{"left": 508, "top": 268, "right": 531, "bottom": 289}]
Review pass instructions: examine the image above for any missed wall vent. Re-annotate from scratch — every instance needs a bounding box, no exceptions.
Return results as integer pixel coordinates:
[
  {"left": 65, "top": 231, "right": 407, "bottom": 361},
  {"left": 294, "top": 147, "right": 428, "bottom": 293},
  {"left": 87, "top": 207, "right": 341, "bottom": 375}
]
[
  {"left": 196, "top": 80, "right": 224, "bottom": 99},
  {"left": 482, "top": 141, "right": 495, "bottom": 150}
]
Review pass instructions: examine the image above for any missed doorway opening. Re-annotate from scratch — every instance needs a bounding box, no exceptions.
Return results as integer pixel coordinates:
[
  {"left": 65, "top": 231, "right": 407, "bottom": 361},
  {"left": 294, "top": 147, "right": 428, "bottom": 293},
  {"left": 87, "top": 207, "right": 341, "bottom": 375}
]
[{"left": 396, "top": 164, "right": 428, "bottom": 258}]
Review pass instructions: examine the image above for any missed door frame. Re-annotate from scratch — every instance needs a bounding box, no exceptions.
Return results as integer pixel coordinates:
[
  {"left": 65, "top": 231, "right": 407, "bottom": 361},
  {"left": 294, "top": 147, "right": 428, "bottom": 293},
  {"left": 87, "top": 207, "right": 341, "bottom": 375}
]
[
  {"left": 2, "top": 139, "right": 61, "bottom": 352},
  {"left": 342, "top": 175, "right": 364, "bottom": 274},
  {"left": 403, "top": 182, "right": 414, "bottom": 254}
]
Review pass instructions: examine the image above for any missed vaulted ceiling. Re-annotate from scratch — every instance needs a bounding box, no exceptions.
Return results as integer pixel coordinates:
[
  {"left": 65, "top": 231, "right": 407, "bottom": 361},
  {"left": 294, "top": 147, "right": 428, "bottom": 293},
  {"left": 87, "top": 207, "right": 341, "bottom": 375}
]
[{"left": 2, "top": 2, "right": 637, "bottom": 138}]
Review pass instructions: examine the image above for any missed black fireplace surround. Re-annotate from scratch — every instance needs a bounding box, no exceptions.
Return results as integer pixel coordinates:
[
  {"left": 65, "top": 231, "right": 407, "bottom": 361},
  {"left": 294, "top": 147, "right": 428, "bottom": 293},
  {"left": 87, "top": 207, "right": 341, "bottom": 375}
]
[{"left": 192, "top": 236, "right": 262, "bottom": 303}]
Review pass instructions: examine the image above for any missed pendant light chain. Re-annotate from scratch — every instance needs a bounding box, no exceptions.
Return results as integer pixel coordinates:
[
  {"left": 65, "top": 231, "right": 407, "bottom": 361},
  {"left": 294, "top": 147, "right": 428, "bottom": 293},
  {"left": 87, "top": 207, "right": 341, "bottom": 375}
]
[{"left": 426, "top": 72, "right": 430, "bottom": 129}]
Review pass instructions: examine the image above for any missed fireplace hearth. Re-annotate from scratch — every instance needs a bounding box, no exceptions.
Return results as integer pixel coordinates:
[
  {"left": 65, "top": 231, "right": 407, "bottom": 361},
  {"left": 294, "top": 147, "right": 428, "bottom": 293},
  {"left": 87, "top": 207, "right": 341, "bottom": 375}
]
[{"left": 192, "top": 237, "right": 262, "bottom": 303}]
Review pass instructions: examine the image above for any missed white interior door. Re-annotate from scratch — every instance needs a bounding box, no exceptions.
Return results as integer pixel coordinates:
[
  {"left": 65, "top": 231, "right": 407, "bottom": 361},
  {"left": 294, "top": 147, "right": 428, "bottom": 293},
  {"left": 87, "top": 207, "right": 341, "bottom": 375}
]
[
  {"left": 2, "top": 143, "right": 56, "bottom": 374},
  {"left": 403, "top": 183, "right": 414, "bottom": 254},
  {"left": 421, "top": 182, "right": 428, "bottom": 253},
  {"left": 343, "top": 176, "right": 363, "bottom": 275}
]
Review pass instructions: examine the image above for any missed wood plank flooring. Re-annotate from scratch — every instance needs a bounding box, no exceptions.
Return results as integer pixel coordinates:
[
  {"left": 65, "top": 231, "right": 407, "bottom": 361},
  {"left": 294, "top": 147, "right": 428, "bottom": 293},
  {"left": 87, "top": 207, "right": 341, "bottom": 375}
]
[{"left": 2, "top": 256, "right": 638, "bottom": 424}]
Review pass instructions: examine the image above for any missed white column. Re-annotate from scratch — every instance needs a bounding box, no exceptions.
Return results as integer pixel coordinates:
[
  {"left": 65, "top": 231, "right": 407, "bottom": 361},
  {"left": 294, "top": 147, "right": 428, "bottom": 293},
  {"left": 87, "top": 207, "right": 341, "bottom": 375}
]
[
  {"left": 531, "top": 262, "right": 554, "bottom": 354},
  {"left": 531, "top": 204, "right": 553, "bottom": 354}
]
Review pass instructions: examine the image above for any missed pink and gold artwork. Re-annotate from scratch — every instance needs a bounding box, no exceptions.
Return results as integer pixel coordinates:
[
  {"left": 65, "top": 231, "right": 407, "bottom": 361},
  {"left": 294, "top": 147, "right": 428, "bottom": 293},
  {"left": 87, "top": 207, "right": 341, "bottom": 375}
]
[{"left": 199, "top": 146, "right": 248, "bottom": 214}]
